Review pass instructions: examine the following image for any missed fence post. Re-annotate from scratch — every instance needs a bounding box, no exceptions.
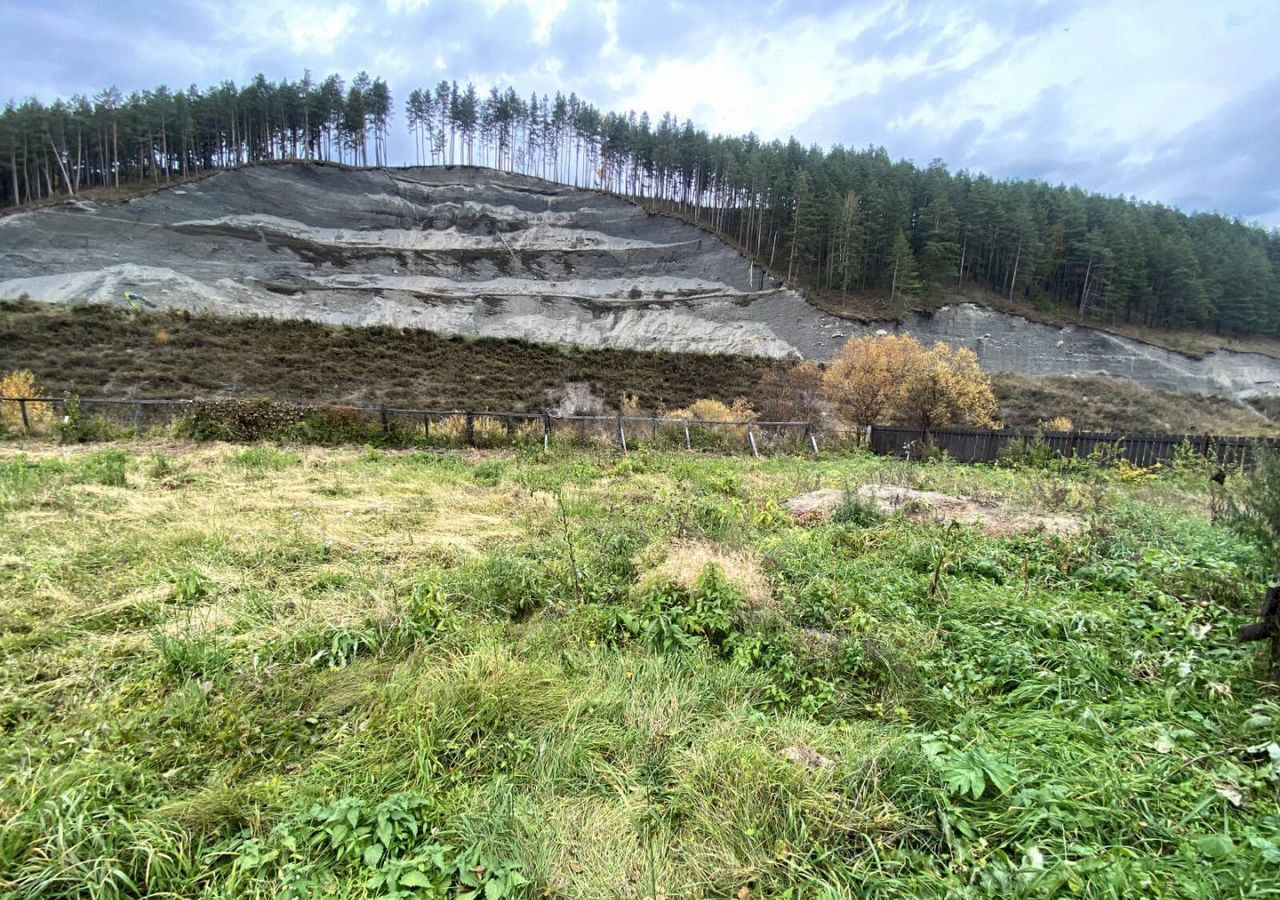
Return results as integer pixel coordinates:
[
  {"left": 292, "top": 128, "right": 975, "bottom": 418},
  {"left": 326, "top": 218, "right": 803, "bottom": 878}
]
[
  {"left": 134, "top": 401, "right": 144, "bottom": 434},
  {"left": 505, "top": 417, "right": 515, "bottom": 441},
  {"left": 683, "top": 419, "right": 692, "bottom": 451},
  {"left": 616, "top": 415, "right": 628, "bottom": 455},
  {"left": 651, "top": 415, "right": 658, "bottom": 442},
  {"left": 380, "top": 406, "right": 390, "bottom": 438},
  {"left": 578, "top": 417, "right": 587, "bottom": 445},
  {"left": 542, "top": 414, "right": 551, "bottom": 452},
  {"left": 1200, "top": 433, "right": 1211, "bottom": 457},
  {"left": 422, "top": 414, "right": 430, "bottom": 439},
  {"left": 18, "top": 399, "right": 30, "bottom": 435},
  {"left": 809, "top": 423, "right": 819, "bottom": 457},
  {"left": 747, "top": 424, "right": 759, "bottom": 459},
  {"left": 465, "top": 413, "right": 475, "bottom": 447}
]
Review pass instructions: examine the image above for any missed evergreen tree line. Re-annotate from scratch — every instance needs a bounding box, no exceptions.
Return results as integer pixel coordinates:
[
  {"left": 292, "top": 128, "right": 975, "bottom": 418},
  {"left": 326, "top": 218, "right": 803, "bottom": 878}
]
[{"left": 3, "top": 72, "right": 1278, "bottom": 336}]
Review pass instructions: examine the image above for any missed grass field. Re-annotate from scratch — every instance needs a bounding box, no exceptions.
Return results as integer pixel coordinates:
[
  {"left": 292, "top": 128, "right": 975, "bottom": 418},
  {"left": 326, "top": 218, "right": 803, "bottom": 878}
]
[{"left": 1, "top": 441, "right": 1279, "bottom": 898}]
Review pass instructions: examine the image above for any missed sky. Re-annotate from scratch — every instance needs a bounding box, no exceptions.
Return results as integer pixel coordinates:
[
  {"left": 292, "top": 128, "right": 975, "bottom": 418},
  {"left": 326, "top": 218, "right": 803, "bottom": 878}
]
[{"left": 2, "top": 0, "right": 1277, "bottom": 227}]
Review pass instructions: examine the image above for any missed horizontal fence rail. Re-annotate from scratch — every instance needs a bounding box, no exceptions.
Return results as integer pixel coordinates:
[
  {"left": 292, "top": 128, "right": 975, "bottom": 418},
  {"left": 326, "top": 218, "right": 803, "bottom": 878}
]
[{"left": 2, "top": 395, "right": 1277, "bottom": 465}]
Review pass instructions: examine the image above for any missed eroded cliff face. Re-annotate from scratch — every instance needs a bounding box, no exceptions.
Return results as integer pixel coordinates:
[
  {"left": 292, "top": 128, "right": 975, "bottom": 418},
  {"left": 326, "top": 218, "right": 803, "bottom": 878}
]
[{"left": 2, "top": 162, "right": 1279, "bottom": 399}]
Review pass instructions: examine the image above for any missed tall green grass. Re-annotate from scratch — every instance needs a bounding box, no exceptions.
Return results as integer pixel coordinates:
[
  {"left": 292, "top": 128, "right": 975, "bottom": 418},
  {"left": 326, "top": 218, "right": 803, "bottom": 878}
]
[{"left": 0, "top": 444, "right": 1277, "bottom": 897}]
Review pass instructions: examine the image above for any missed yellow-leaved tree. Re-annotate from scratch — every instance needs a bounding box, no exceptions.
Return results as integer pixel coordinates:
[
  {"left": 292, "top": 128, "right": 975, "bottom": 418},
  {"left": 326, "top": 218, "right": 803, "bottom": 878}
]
[
  {"left": 897, "top": 341, "right": 999, "bottom": 437},
  {"left": 821, "top": 333, "right": 923, "bottom": 429},
  {"left": 1, "top": 370, "right": 53, "bottom": 433},
  {"left": 821, "top": 334, "right": 998, "bottom": 437}
]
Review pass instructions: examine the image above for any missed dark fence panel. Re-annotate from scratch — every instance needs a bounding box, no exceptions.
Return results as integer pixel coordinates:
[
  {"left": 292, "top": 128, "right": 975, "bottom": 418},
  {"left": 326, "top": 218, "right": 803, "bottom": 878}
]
[{"left": 867, "top": 425, "right": 1280, "bottom": 467}]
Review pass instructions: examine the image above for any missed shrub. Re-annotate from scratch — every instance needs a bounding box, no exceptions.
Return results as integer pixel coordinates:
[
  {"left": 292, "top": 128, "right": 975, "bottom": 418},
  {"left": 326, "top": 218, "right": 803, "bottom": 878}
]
[
  {"left": 666, "top": 398, "right": 757, "bottom": 448},
  {"left": 822, "top": 334, "right": 920, "bottom": 429},
  {"left": 998, "top": 431, "right": 1060, "bottom": 469},
  {"left": 58, "top": 394, "right": 119, "bottom": 444},
  {"left": 186, "top": 398, "right": 308, "bottom": 441},
  {"left": 628, "top": 563, "right": 747, "bottom": 653},
  {"left": 288, "top": 405, "right": 378, "bottom": 444},
  {"left": 757, "top": 362, "right": 826, "bottom": 424},
  {"left": 0, "top": 370, "right": 52, "bottom": 433},
  {"left": 822, "top": 334, "right": 998, "bottom": 436},
  {"left": 1228, "top": 449, "right": 1280, "bottom": 572},
  {"left": 832, "top": 491, "right": 882, "bottom": 526},
  {"left": 76, "top": 450, "right": 128, "bottom": 487}
]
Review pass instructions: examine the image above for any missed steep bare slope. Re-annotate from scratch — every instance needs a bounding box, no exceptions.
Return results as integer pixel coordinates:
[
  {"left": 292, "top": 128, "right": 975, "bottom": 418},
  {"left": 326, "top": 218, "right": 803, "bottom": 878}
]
[{"left": 3, "top": 162, "right": 1280, "bottom": 399}]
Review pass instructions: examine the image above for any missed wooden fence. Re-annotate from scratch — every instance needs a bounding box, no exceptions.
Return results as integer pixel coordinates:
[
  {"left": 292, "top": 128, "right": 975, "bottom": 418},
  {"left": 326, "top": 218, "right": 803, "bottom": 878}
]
[
  {"left": 3, "top": 394, "right": 1277, "bottom": 466},
  {"left": 870, "top": 425, "right": 1280, "bottom": 467}
]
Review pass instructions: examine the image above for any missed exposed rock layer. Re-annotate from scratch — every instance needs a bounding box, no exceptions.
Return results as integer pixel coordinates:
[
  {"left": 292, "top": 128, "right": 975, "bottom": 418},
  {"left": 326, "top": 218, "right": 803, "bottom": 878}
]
[{"left": 2, "top": 163, "right": 1278, "bottom": 398}]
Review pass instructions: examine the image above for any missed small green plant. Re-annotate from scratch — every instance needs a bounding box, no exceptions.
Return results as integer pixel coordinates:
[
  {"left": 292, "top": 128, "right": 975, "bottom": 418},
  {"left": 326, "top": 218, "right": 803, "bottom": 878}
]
[
  {"left": 163, "top": 567, "right": 213, "bottom": 604},
  {"left": 831, "top": 490, "right": 882, "bottom": 526},
  {"left": 998, "top": 430, "right": 1060, "bottom": 469},
  {"left": 154, "top": 632, "right": 230, "bottom": 681},
  {"left": 1228, "top": 449, "right": 1280, "bottom": 571},
  {"left": 473, "top": 460, "right": 505, "bottom": 487},
  {"left": 148, "top": 453, "right": 174, "bottom": 478},
  {"left": 628, "top": 564, "right": 747, "bottom": 653},
  {"left": 57, "top": 394, "right": 95, "bottom": 443},
  {"left": 76, "top": 449, "right": 128, "bottom": 486},
  {"left": 921, "top": 733, "right": 1017, "bottom": 800},
  {"left": 227, "top": 793, "right": 528, "bottom": 899},
  {"left": 232, "top": 447, "right": 300, "bottom": 471}
]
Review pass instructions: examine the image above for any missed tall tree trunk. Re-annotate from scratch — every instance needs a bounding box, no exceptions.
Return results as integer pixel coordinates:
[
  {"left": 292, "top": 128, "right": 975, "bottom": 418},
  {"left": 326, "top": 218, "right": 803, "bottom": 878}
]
[
  {"left": 1078, "top": 255, "right": 1094, "bottom": 320},
  {"left": 1008, "top": 240, "right": 1021, "bottom": 301},
  {"left": 46, "top": 134, "right": 75, "bottom": 196}
]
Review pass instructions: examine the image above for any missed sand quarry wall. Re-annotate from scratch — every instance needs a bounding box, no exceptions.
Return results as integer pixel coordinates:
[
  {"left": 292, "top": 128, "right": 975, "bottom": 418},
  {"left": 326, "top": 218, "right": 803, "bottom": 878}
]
[{"left": 3, "top": 162, "right": 1279, "bottom": 399}]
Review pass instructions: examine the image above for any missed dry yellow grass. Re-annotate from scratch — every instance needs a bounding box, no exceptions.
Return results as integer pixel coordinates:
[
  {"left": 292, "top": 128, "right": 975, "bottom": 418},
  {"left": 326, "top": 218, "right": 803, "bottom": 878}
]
[{"left": 635, "top": 538, "right": 774, "bottom": 611}]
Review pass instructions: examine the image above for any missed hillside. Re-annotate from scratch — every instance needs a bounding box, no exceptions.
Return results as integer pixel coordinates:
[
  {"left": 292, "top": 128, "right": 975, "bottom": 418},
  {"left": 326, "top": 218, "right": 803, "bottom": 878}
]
[
  {"left": 6, "top": 73, "right": 1279, "bottom": 347},
  {"left": 4, "top": 163, "right": 1280, "bottom": 402},
  {"left": 5, "top": 300, "right": 1279, "bottom": 436}
]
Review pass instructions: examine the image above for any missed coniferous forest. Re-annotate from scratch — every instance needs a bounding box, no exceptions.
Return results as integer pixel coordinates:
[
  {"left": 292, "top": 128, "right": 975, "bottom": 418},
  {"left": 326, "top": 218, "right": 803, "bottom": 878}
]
[{"left": 2, "top": 72, "right": 1277, "bottom": 337}]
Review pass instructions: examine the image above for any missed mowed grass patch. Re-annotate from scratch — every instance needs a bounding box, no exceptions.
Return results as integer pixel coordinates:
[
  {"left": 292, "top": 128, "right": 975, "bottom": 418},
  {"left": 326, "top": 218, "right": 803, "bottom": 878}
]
[{"left": 0, "top": 441, "right": 1278, "bottom": 897}]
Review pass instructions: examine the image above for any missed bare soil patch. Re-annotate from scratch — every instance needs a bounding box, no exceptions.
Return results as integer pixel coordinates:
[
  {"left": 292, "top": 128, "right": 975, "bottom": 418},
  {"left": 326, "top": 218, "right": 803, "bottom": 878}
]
[{"left": 784, "top": 484, "right": 1083, "bottom": 537}]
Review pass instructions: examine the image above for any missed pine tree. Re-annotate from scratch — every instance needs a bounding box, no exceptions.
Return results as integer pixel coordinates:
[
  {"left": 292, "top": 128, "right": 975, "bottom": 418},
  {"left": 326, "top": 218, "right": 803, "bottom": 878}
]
[{"left": 889, "top": 228, "right": 922, "bottom": 301}]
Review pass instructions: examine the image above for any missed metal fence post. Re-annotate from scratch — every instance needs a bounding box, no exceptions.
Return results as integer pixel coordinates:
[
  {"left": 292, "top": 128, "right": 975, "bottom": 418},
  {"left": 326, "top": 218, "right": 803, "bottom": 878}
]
[
  {"left": 747, "top": 424, "right": 759, "bottom": 458},
  {"left": 18, "top": 399, "right": 30, "bottom": 434},
  {"left": 616, "top": 415, "right": 627, "bottom": 455},
  {"left": 134, "top": 401, "right": 144, "bottom": 433},
  {"left": 683, "top": 419, "right": 692, "bottom": 451},
  {"left": 542, "top": 414, "right": 551, "bottom": 452},
  {"left": 465, "top": 413, "right": 475, "bottom": 446},
  {"left": 380, "top": 406, "right": 390, "bottom": 438}
]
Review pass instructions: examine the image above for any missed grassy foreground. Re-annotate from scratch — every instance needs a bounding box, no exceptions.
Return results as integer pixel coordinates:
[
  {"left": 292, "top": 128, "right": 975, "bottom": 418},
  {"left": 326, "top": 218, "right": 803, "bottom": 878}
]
[{"left": 1, "top": 442, "right": 1279, "bottom": 898}]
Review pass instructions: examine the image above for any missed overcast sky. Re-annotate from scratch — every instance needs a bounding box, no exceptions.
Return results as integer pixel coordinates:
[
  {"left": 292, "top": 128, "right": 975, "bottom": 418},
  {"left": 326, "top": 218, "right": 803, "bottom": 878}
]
[{"left": 3, "top": 0, "right": 1277, "bottom": 227}]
